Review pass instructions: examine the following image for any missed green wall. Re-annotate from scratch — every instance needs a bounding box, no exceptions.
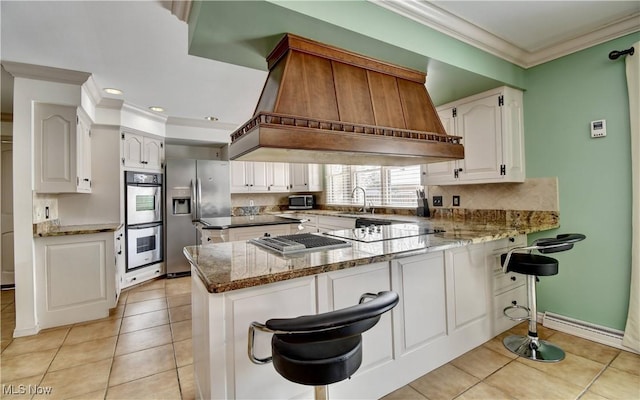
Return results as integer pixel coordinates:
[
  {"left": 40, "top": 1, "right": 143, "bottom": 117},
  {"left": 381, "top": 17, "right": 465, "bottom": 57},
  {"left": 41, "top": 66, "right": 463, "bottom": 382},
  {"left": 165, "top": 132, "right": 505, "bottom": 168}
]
[{"left": 524, "top": 33, "right": 639, "bottom": 330}]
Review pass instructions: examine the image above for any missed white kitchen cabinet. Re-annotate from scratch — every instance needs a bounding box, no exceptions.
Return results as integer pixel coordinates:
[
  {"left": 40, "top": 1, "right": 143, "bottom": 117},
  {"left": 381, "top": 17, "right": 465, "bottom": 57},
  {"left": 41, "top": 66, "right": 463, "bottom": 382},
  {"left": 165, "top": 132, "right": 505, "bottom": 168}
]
[
  {"left": 486, "top": 235, "right": 528, "bottom": 336},
  {"left": 267, "top": 162, "right": 290, "bottom": 192},
  {"left": 422, "top": 86, "right": 525, "bottom": 185},
  {"left": 114, "top": 227, "right": 125, "bottom": 306},
  {"left": 34, "top": 103, "right": 93, "bottom": 193},
  {"left": 289, "top": 163, "right": 323, "bottom": 192},
  {"left": 121, "top": 130, "right": 164, "bottom": 171},
  {"left": 35, "top": 232, "right": 115, "bottom": 328},
  {"left": 445, "top": 243, "right": 490, "bottom": 333},
  {"left": 317, "top": 262, "right": 393, "bottom": 376},
  {"left": 230, "top": 161, "right": 269, "bottom": 193}
]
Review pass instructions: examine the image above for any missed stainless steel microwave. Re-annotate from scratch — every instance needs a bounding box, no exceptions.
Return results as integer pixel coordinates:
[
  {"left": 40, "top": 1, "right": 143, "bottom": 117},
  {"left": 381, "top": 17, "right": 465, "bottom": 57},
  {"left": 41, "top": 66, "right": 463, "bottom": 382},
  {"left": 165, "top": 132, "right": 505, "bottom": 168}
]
[{"left": 288, "top": 195, "right": 314, "bottom": 210}]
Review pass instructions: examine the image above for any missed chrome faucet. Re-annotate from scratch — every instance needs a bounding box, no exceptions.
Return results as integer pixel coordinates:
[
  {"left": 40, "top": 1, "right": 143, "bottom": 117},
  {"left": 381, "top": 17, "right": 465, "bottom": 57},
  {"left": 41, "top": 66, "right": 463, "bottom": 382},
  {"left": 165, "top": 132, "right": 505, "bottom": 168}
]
[{"left": 351, "top": 186, "right": 368, "bottom": 213}]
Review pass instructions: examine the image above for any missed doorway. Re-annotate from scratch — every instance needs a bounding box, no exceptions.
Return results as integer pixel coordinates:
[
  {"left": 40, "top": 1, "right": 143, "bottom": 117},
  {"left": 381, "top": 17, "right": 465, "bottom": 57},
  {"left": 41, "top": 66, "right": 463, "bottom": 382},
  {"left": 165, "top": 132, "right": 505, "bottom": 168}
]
[{"left": 1, "top": 136, "right": 14, "bottom": 288}]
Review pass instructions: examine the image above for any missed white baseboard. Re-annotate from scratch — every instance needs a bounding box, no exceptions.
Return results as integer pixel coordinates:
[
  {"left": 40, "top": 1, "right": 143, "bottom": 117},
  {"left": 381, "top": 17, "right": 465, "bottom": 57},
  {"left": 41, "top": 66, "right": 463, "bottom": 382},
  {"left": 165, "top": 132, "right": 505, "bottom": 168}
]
[{"left": 542, "top": 311, "right": 639, "bottom": 354}]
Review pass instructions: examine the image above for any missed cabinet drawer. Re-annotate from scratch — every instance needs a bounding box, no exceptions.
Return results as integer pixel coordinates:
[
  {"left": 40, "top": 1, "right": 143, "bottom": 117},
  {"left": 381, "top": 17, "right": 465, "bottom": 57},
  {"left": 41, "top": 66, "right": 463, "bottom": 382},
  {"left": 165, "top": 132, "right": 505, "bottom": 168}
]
[
  {"left": 493, "top": 285, "right": 527, "bottom": 335},
  {"left": 493, "top": 271, "right": 525, "bottom": 295}
]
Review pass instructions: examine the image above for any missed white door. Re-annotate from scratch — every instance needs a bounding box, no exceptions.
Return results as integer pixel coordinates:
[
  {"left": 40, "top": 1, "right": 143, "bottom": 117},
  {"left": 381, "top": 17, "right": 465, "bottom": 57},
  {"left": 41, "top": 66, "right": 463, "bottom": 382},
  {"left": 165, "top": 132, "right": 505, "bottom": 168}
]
[{"left": 1, "top": 139, "right": 14, "bottom": 286}]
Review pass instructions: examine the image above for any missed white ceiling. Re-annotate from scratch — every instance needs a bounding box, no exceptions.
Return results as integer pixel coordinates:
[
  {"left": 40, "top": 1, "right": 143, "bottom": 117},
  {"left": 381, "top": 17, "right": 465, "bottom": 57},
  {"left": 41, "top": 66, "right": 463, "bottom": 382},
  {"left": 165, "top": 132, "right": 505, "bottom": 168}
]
[{"left": 1, "top": 1, "right": 638, "bottom": 131}]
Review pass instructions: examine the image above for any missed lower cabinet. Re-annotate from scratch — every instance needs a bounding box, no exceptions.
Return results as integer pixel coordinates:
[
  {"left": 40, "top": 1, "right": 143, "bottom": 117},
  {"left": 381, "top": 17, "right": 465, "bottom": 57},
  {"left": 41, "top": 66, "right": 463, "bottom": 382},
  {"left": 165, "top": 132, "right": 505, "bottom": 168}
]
[
  {"left": 114, "top": 227, "right": 125, "bottom": 306},
  {"left": 35, "top": 232, "right": 116, "bottom": 329},
  {"left": 190, "top": 236, "right": 529, "bottom": 400}
]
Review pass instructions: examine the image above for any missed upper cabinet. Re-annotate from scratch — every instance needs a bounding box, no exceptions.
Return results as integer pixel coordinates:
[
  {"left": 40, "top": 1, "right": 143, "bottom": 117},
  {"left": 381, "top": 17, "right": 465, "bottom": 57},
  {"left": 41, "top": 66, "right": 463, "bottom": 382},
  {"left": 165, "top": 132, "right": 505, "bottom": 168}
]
[
  {"left": 231, "top": 161, "right": 323, "bottom": 193},
  {"left": 34, "top": 103, "right": 92, "bottom": 193},
  {"left": 121, "top": 131, "right": 164, "bottom": 171},
  {"left": 422, "top": 86, "right": 525, "bottom": 185}
]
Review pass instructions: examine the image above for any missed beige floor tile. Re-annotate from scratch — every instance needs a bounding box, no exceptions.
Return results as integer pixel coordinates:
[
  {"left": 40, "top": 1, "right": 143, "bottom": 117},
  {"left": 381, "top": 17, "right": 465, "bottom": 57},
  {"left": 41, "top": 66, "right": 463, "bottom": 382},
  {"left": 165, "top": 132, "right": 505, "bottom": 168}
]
[
  {"left": 109, "top": 343, "right": 176, "bottom": 387},
  {"left": 178, "top": 364, "right": 195, "bottom": 400},
  {"left": 123, "top": 297, "right": 167, "bottom": 317},
  {"left": 33, "top": 358, "right": 111, "bottom": 400},
  {"left": 456, "top": 382, "right": 515, "bottom": 400},
  {"left": 451, "top": 345, "right": 512, "bottom": 379},
  {"left": 0, "top": 374, "right": 44, "bottom": 400},
  {"left": 174, "top": 338, "right": 193, "bottom": 367},
  {"left": 2, "top": 328, "right": 68, "bottom": 357},
  {"left": 120, "top": 309, "right": 169, "bottom": 334},
  {"left": 49, "top": 335, "right": 117, "bottom": 371},
  {"left": 589, "top": 366, "right": 640, "bottom": 399},
  {"left": 547, "top": 332, "right": 620, "bottom": 364},
  {"left": 1, "top": 289, "right": 15, "bottom": 306},
  {"left": 610, "top": 350, "right": 640, "bottom": 376},
  {"left": 1, "top": 317, "right": 16, "bottom": 340},
  {"left": 410, "top": 364, "right": 479, "bottom": 400},
  {"left": 381, "top": 385, "right": 427, "bottom": 400},
  {"left": 117, "top": 290, "right": 129, "bottom": 305},
  {"left": 167, "top": 293, "right": 191, "bottom": 309},
  {"left": 578, "top": 390, "right": 610, "bottom": 400},
  {"left": 106, "top": 369, "right": 181, "bottom": 400},
  {"left": 126, "top": 288, "right": 166, "bottom": 304},
  {"left": 482, "top": 333, "right": 519, "bottom": 360},
  {"left": 66, "top": 389, "right": 107, "bottom": 400},
  {"left": 115, "top": 324, "right": 172, "bottom": 356},
  {"left": 131, "top": 278, "right": 166, "bottom": 292},
  {"left": 108, "top": 304, "right": 125, "bottom": 319},
  {"left": 1, "top": 338, "right": 12, "bottom": 353},
  {"left": 171, "top": 319, "right": 192, "bottom": 342},
  {"left": 485, "top": 359, "right": 584, "bottom": 399},
  {"left": 64, "top": 318, "right": 121, "bottom": 345},
  {"left": 168, "top": 304, "right": 191, "bottom": 323},
  {"left": 516, "top": 351, "right": 606, "bottom": 388},
  {"left": 165, "top": 278, "right": 191, "bottom": 297}
]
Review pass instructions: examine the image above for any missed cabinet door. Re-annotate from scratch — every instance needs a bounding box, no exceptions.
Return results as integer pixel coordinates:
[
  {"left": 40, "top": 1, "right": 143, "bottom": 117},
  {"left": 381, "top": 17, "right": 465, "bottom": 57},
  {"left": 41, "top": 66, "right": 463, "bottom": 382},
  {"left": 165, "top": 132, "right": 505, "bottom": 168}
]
[
  {"left": 267, "top": 162, "right": 289, "bottom": 192},
  {"left": 230, "top": 161, "right": 250, "bottom": 193},
  {"left": 456, "top": 94, "right": 503, "bottom": 182},
  {"left": 423, "top": 107, "right": 458, "bottom": 185},
  {"left": 318, "top": 262, "right": 393, "bottom": 374},
  {"left": 122, "top": 132, "right": 145, "bottom": 169},
  {"left": 445, "top": 243, "right": 490, "bottom": 332},
  {"left": 35, "top": 233, "right": 115, "bottom": 328},
  {"left": 307, "top": 164, "right": 323, "bottom": 191},
  {"left": 143, "top": 137, "right": 163, "bottom": 170},
  {"left": 289, "top": 164, "right": 308, "bottom": 192},
  {"left": 114, "top": 228, "right": 125, "bottom": 306},
  {"left": 227, "top": 224, "right": 293, "bottom": 242},
  {"left": 250, "top": 162, "right": 269, "bottom": 192},
  {"left": 34, "top": 103, "right": 78, "bottom": 193},
  {"left": 76, "top": 108, "right": 92, "bottom": 192}
]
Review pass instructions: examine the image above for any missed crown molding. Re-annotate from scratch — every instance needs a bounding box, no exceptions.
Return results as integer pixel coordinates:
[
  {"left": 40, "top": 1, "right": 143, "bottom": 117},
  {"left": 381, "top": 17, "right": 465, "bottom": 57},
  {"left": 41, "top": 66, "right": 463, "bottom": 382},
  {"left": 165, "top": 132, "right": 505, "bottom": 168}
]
[
  {"left": 0, "top": 61, "right": 91, "bottom": 84},
  {"left": 122, "top": 102, "right": 168, "bottom": 125},
  {"left": 374, "top": 0, "right": 640, "bottom": 69},
  {"left": 166, "top": 116, "right": 239, "bottom": 131},
  {"left": 82, "top": 75, "right": 102, "bottom": 105},
  {"left": 170, "top": 0, "right": 192, "bottom": 22}
]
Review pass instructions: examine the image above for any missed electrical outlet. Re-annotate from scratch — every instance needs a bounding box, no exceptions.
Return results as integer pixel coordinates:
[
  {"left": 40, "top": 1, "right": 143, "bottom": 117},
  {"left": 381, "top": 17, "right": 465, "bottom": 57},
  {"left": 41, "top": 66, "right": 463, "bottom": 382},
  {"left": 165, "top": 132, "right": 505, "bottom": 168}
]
[
  {"left": 453, "top": 195, "right": 460, "bottom": 207},
  {"left": 433, "top": 196, "right": 443, "bottom": 207},
  {"left": 249, "top": 200, "right": 254, "bottom": 207}
]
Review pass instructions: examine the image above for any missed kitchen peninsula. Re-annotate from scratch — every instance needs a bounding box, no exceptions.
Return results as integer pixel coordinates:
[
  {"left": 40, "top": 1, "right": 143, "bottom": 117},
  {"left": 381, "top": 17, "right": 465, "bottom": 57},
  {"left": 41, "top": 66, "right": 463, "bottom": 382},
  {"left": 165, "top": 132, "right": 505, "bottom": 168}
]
[{"left": 184, "top": 213, "right": 558, "bottom": 400}]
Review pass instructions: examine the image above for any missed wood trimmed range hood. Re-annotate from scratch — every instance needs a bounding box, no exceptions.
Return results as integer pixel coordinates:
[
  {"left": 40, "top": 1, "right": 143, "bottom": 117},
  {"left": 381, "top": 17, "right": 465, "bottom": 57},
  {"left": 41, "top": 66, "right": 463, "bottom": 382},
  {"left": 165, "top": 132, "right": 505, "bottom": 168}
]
[{"left": 229, "top": 34, "right": 464, "bottom": 166}]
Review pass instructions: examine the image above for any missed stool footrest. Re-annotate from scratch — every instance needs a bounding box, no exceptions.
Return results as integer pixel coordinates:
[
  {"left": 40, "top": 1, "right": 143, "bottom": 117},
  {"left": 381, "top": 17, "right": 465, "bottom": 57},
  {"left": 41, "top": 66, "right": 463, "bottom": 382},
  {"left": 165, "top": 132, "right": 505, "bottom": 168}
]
[{"left": 503, "top": 304, "right": 530, "bottom": 321}]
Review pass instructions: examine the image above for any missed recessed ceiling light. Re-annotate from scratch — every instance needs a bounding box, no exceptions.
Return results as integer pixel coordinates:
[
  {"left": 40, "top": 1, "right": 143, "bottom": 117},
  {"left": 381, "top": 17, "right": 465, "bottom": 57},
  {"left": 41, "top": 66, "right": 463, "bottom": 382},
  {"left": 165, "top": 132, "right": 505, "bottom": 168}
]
[
  {"left": 104, "top": 88, "right": 123, "bottom": 95},
  {"left": 205, "top": 116, "right": 219, "bottom": 121},
  {"left": 149, "top": 106, "right": 165, "bottom": 113}
]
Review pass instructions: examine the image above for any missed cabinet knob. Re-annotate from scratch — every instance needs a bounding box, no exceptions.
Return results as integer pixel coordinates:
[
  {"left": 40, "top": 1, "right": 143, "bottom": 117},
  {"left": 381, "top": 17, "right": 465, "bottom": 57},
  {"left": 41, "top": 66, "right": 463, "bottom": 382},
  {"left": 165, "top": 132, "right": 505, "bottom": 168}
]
[
  {"left": 207, "top": 237, "right": 211, "bottom": 242},
  {"left": 512, "top": 300, "right": 517, "bottom": 305},
  {"left": 510, "top": 276, "right": 516, "bottom": 281},
  {"left": 509, "top": 237, "right": 515, "bottom": 242},
  {"left": 118, "top": 251, "right": 122, "bottom": 255}
]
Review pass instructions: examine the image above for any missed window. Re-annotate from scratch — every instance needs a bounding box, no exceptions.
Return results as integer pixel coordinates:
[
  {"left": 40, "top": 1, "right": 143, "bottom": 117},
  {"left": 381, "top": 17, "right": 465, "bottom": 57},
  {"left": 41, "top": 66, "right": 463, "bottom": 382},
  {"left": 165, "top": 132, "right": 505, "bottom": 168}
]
[{"left": 325, "top": 164, "right": 422, "bottom": 207}]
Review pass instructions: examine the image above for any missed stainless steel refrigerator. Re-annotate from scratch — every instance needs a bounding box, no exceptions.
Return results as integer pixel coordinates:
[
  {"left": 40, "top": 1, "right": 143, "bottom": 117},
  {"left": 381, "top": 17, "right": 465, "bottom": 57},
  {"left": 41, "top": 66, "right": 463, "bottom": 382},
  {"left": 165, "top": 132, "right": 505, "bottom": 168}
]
[{"left": 165, "top": 159, "right": 230, "bottom": 277}]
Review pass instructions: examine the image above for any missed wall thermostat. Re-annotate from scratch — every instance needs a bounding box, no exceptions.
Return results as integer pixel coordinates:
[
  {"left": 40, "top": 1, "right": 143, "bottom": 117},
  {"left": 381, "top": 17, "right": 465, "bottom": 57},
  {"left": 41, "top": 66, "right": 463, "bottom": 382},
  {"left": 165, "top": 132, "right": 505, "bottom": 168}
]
[{"left": 591, "top": 119, "right": 607, "bottom": 138}]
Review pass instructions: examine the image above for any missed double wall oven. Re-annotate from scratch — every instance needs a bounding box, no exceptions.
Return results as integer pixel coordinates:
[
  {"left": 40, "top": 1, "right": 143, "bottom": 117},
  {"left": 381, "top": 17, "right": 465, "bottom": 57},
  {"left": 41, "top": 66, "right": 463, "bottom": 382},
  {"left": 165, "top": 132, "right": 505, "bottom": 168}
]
[{"left": 125, "top": 171, "right": 163, "bottom": 272}]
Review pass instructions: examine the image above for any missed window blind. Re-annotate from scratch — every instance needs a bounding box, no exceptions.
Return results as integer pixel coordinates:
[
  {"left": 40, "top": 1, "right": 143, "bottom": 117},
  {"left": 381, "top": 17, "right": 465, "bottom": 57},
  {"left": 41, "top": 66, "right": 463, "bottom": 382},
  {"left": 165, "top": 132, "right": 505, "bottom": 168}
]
[{"left": 325, "top": 164, "right": 422, "bottom": 207}]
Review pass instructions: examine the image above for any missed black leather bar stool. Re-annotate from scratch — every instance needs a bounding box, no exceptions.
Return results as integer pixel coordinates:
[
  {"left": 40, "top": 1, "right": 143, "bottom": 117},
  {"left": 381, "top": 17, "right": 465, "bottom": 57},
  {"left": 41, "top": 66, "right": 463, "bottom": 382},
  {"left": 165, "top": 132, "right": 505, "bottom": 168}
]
[
  {"left": 248, "top": 291, "right": 399, "bottom": 400},
  {"left": 501, "top": 233, "right": 586, "bottom": 362}
]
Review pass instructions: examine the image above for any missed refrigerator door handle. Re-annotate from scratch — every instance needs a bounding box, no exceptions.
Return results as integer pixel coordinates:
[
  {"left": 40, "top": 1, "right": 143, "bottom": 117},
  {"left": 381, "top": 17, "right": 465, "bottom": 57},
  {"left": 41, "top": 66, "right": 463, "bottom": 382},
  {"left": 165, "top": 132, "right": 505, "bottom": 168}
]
[
  {"left": 196, "top": 178, "right": 203, "bottom": 220},
  {"left": 190, "top": 179, "right": 197, "bottom": 222}
]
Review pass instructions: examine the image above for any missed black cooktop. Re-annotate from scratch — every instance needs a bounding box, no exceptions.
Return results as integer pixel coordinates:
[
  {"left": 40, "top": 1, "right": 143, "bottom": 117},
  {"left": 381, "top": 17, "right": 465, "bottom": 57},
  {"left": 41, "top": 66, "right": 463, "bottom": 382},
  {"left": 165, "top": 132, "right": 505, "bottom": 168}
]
[{"left": 324, "top": 223, "right": 444, "bottom": 243}]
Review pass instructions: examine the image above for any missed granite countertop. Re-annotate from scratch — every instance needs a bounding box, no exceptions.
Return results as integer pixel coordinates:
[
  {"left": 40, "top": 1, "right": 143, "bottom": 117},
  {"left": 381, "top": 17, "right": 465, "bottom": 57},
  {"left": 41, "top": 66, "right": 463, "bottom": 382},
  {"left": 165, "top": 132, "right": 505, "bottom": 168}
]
[
  {"left": 184, "top": 215, "right": 560, "bottom": 294},
  {"left": 199, "top": 215, "right": 301, "bottom": 230},
  {"left": 34, "top": 220, "right": 123, "bottom": 237}
]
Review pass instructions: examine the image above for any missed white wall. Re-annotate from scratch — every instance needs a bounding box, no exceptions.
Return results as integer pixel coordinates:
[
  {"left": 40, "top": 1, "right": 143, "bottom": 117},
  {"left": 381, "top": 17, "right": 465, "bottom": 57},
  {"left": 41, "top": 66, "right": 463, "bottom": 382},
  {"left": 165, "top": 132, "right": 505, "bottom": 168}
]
[{"left": 12, "top": 77, "right": 82, "bottom": 336}]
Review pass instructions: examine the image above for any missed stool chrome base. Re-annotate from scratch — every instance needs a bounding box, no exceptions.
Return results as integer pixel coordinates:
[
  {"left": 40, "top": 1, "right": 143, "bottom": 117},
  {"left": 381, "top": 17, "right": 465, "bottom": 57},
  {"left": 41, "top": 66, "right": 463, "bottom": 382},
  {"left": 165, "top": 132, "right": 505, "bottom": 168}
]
[{"left": 503, "top": 334, "right": 565, "bottom": 362}]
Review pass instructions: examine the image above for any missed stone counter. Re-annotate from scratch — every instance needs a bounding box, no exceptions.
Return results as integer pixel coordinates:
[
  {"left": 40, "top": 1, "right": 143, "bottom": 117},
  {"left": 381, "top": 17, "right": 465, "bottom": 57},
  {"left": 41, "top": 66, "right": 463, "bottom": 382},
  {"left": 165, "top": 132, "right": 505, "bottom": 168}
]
[
  {"left": 183, "top": 216, "right": 559, "bottom": 294},
  {"left": 33, "top": 220, "right": 123, "bottom": 237}
]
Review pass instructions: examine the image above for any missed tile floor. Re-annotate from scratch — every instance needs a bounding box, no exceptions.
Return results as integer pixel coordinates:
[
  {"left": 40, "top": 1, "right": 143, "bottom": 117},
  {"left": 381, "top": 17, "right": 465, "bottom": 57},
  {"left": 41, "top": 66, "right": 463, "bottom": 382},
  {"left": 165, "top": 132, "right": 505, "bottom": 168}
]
[{"left": 1, "top": 278, "right": 639, "bottom": 400}]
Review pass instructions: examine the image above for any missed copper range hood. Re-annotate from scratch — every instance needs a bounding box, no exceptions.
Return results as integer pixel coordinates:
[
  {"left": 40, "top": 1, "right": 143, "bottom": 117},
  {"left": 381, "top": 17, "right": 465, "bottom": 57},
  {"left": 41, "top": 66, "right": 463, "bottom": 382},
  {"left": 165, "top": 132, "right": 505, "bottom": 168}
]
[{"left": 229, "top": 34, "right": 464, "bottom": 166}]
